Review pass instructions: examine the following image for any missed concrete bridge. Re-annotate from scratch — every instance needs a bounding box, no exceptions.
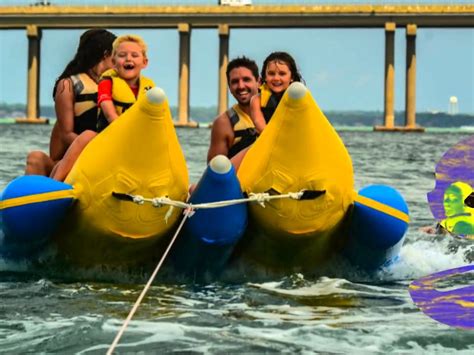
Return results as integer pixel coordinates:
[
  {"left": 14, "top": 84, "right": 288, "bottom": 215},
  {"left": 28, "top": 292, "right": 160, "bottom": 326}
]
[{"left": 1, "top": 3, "right": 473, "bottom": 130}]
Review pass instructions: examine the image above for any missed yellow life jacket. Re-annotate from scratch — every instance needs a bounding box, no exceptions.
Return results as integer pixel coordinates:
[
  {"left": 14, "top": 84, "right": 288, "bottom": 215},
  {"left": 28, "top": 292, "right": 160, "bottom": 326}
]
[
  {"left": 259, "top": 83, "right": 273, "bottom": 107},
  {"left": 227, "top": 104, "right": 258, "bottom": 158},
  {"left": 97, "top": 68, "right": 155, "bottom": 131},
  {"left": 440, "top": 181, "right": 474, "bottom": 235},
  {"left": 259, "top": 83, "right": 282, "bottom": 123},
  {"left": 70, "top": 73, "right": 98, "bottom": 133},
  {"left": 440, "top": 213, "right": 474, "bottom": 235}
]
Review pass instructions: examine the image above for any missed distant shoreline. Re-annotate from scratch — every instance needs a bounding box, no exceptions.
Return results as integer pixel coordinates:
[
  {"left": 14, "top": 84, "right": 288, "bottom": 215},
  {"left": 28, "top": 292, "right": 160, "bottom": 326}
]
[
  {"left": 1, "top": 103, "right": 473, "bottom": 129},
  {"left": 1, "top": 117, "right": 472, "bottom": 134}
]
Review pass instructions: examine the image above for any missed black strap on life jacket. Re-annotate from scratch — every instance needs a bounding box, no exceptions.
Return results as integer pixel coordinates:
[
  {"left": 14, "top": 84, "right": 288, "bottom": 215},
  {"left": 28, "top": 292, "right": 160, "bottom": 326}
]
[
  {"left": 74, "top": 107, "right": 99, "bottom": 134},
  {"left": 261, "top": 92, "right": 281, "bottom": 123},
  {"left": 112, "top": 100, "right": 133, "bottom": 111},
  {"left": 75, "top": 93, "right": 98, "bottom": 103},
  {"left": 96, "top": 112, "right": 108, "bottom": 133},
  {"left": 227, "top": 107, "right": 258, "bottom": 159},
  {"left": 228, "top": 107, "right": 239, "bottom": 127},
  {"left": 228, "top": 131, "right": 258, "bottom": 159}
]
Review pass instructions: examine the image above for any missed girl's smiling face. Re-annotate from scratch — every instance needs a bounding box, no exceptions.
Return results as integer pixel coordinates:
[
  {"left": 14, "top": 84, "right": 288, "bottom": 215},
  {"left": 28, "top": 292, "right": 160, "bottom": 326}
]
[
  {"left": 113, "top": 41, "right": 148, "bottom": 85},
  {"left": 264, "top": 60, "right": 292, "bottom": 94}
]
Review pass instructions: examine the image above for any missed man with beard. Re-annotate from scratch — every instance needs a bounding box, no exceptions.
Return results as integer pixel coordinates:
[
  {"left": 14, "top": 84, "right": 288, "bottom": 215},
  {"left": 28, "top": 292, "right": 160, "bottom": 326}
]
[{"left": 207, "top": 56, "right": 259, "bottom": 165}]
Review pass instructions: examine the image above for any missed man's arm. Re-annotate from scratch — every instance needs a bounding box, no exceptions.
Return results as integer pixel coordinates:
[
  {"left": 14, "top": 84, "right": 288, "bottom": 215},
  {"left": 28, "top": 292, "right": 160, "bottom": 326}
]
[{"left": 207, "top": 113, "right": 233, "bottom": 163}]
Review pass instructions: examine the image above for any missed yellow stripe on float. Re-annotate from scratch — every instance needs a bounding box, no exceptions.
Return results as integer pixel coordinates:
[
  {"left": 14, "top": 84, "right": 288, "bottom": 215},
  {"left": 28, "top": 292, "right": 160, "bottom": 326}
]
[
  {"left": 354, "top": 193, "right": 410, "bottom": 223},
  {"left": 0, "top": 189, "right": 76, "bottom": 210}
]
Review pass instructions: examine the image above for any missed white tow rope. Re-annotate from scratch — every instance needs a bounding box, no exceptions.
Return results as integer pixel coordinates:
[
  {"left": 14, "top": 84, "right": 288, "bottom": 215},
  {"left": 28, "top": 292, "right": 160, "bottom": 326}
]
[
  {"left": 114, "top": 190, "right": 310, "bottom": 212},
  {"left": 107, "top": 207, "right": 194, "bottom": 355},
  {"left": 106, "top": 188, "right": 323, "bottom": 352}
]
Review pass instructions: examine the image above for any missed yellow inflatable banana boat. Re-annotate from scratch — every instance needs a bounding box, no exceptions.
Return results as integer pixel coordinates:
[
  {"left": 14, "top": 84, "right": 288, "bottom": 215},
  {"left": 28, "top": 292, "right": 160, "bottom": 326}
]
[
  {"left": 237, "top": 82, "right": 355, "bottom": 269},
  {"left": 0, "top": 83, "right": 409, "bottom": 273},
  {"left": 56, "top": 87, "right": 189, "bottom": 265}
]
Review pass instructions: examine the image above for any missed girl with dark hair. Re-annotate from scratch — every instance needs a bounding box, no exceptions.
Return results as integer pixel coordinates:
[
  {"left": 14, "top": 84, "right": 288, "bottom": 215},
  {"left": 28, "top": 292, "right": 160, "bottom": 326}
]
[
  {"left": 26, "top": 29, "right": 116, "bottom": 176},
  {"left": 250, "top": 51, "right": 303, "bottom": 133}
]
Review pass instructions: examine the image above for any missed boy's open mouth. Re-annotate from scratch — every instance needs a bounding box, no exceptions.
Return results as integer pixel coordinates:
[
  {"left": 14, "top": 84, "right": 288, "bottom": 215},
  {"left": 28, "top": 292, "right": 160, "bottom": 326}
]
[{"left": 124, "top": 64, "right": 135, "bottom": 70}]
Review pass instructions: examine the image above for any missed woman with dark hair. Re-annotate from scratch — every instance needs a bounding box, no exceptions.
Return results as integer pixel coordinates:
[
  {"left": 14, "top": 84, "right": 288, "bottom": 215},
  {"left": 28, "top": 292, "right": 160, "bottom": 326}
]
[{"left": 25, "top": 28, "right": 116, "bottom": 176}]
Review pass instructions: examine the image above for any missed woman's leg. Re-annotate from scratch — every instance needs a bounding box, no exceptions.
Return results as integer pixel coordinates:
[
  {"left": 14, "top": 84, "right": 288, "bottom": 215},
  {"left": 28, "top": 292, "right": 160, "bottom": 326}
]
[
  {"left": 25, "top": 151, "right": 55, "bottom": 176},
  {"left": 51, "top": 130, "right": 97, "bottom": 181}
]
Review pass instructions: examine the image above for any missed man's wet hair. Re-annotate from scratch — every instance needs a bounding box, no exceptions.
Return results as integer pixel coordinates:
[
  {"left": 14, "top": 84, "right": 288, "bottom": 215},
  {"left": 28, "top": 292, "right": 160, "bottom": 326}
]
[{"left": 226, "top": 56, "right": 259, "bottom": 83}]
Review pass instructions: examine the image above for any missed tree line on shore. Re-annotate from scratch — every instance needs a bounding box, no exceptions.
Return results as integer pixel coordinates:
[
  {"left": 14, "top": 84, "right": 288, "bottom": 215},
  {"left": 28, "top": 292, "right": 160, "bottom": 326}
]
[{"left": 0, "top": 103, "right": 472, "bottom": 127}]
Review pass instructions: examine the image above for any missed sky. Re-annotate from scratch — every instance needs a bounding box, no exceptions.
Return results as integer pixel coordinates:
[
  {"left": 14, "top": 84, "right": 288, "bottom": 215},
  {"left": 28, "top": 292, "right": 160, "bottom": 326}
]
[{"left": 0, "top": 5, "right": 473, "bottom": 114}]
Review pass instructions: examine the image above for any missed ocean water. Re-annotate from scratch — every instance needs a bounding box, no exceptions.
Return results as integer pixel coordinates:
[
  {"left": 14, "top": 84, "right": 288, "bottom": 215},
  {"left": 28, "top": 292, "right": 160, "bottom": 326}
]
[{"left": 0, "top": 124, "right": 473, "bottom": 353}]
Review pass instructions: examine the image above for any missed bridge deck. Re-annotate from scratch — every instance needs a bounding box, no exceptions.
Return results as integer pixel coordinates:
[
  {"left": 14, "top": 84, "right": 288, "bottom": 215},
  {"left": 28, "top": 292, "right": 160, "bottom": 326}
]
[{"left": 1, "top": 5, "right": 473, "bottom": 28}]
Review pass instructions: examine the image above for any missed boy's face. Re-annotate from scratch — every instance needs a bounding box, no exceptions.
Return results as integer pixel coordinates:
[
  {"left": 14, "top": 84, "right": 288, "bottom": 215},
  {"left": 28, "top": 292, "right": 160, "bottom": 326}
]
[{"left": 113, "top": 41, "right": 148, "bottom": 84}]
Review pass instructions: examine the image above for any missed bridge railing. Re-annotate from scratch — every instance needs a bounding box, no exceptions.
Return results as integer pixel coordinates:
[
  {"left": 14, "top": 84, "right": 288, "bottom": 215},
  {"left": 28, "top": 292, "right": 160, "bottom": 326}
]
[{"left": 2, "top": 0, "right": 473, "bottom": 7}]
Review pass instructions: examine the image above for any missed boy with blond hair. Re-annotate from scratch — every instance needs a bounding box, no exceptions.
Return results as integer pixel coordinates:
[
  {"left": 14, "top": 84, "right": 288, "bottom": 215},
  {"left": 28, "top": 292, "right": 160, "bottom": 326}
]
[
  {"left": 51, "top": 34, "right": 155, "bottom": 181},
  {"left": 97, "top": 34, "right": 155, "bottom": 131}
]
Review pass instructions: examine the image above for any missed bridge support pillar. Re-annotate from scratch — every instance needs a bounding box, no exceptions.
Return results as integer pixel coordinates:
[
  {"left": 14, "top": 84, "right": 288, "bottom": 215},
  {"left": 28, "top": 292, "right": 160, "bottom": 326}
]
[
  {"left": 176, "top": 23, "right": 197, "bottom": 127},
  {"left": 218, "top": 24, "right": 229, "bottom": 116},
  {"left": 16, "top": 25, "right": 48, "bottom": 124},
  {"left": 374, "top": 23, "right": 424, "bottom": 132},
  {"left": 383, "top": 22, "right": 395, "bottom": 128},
  {"left": 405, "top": 24, "right": 422, "bottom": 131}
]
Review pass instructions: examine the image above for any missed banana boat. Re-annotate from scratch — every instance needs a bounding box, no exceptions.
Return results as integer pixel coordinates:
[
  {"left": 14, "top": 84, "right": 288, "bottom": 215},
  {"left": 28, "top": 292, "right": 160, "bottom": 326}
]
[
  {"left": 236, "top": 82, "right": 409, "bottom": 271},
  {"left": 0, "top": 83, "right": 409, "bottom": 274},
  {"left": 1, "top": 87, "right": 189, "bottom": 266}
]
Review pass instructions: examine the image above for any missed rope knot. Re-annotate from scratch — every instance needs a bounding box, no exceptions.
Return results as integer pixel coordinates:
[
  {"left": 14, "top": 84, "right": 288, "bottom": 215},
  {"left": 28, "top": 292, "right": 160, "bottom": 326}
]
[
  {"left": 151, "top": 196, "right": 172, "bottom": 208},
  {"left": 289, "top": 191, "right": 304, "bottom": 200},
  {"left": 249, "top": 192, "right": 270, "bottom": 208},
  {"left": 184, "top": 205, "right": 196, "bottom": 218},
  {"left": 132, "top": 195, "right": 145, "bottom": 205}
]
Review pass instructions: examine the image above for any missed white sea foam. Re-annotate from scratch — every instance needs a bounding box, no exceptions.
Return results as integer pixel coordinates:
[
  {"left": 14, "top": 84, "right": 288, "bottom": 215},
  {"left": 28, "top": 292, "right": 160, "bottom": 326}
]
[{"left": 382, "top": 237, "right": 471, "bottom": 281}]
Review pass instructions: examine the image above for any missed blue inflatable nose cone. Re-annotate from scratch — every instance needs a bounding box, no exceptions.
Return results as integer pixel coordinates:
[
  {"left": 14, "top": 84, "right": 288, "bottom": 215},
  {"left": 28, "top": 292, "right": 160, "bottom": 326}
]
[
  {"left": 346, "top": 185, "right": 409, "bottom": 269},
  {"left": 187, "top": 155, "right": 247, "bottom": 245},
  {"left": 0, "top": 175, "right": 75, "bottom": 258},
  {"left": 171, "top": 155, "right": 247, "bottom": 278}
]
